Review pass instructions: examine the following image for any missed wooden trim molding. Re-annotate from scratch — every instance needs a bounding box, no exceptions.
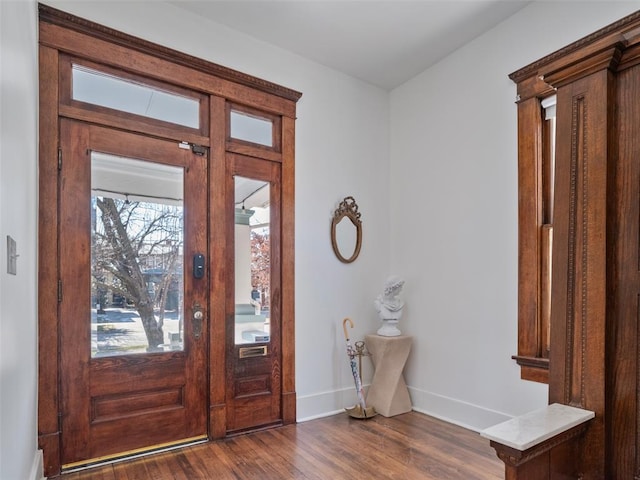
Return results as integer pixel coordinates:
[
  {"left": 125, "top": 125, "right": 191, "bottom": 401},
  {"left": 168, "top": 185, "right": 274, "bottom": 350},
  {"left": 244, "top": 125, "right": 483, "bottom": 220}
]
[
  {"left": 37, "top": 44, "right": 61, "bottom": 477},
  {"left": 281, "top": 115, "right": 296, "bottom": 425},
  {"left": 509, "top": 10, "right": 640, "bottom": 84},
  {"left": 513, "top": 95, "right": 550, "bottom": 383},
  {"left": 549, "top": 69, "right": 611, "bottom": 478},
  {"left": 38, "top": 4, "right": 302, "bottom": 104},
  {"left": 562, "top": 93, "right": 589, "bottom": 408}
]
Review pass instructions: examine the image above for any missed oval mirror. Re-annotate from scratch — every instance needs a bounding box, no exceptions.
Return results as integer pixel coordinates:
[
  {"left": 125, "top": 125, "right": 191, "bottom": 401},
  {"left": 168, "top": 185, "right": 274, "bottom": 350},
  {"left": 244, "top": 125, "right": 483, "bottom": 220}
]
[{"left": 331, "top": 196, "right": 362, "bottom": 263}]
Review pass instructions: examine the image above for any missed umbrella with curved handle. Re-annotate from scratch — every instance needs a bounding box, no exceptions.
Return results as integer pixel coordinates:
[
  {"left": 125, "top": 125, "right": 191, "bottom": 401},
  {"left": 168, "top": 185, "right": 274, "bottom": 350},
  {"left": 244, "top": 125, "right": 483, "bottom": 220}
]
[{"left": 343, "top": 318, "right": 367, "bottom": 411}]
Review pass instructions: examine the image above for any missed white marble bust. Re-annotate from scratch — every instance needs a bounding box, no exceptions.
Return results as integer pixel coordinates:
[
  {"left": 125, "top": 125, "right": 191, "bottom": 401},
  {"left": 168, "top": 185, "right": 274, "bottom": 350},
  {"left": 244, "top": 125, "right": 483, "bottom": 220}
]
[{"left": 374, "top": 275, "right": 405, "bottom": 336}]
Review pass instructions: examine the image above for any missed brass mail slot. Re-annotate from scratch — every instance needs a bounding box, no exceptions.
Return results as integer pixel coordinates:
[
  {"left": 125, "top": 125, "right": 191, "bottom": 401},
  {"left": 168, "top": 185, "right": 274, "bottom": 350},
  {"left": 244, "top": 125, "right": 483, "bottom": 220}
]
[{"left": 239, "top": 345, "right": 268, "bottom": 358}]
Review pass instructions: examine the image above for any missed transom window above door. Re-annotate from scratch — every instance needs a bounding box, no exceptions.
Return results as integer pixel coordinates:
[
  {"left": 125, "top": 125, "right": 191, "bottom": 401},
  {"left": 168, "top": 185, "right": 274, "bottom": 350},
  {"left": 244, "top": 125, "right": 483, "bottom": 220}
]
[
  {"left": 230, "top": 110, "right": 273, "bottom": 147},
  {"left": 226, "top": 103, "right": 282, "bottom": 154},
  {"left": 73, "top": 64, "right": 201, "bottom": 129},
  {"left": 58, "top": 55, "right": 210, "bottom": 143}
]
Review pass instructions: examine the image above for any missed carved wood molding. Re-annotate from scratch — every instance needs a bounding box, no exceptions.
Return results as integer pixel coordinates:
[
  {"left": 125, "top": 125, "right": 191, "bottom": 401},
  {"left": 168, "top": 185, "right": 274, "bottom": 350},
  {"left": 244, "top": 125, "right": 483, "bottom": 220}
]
[
  {"left": 512, "top": 355, "right": 550, "bottom": 370},
  {"left": 619, "top": 42, "right": 640, "bottom": 71},
  {"left": 38, "top": 4, "right": 302, "bottom": 103},
  {"left": 510, "top": 10, "right": 640, "bottom": 84},
  {"left": 564, "top": 94, "right": 588, "bottom": 407},
  {"left": 510, "top": 11, "right": 640, "bottom": 102},
  {"left": 541, "top": 46, "right": 623, "bottom": 89}
]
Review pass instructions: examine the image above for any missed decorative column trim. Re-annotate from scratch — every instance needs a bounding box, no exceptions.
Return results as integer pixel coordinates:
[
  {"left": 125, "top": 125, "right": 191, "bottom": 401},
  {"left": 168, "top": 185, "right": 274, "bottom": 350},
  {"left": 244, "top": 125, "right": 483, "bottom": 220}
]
[{"left": 564, "top": 94, "right": 589, "bottom": 408}]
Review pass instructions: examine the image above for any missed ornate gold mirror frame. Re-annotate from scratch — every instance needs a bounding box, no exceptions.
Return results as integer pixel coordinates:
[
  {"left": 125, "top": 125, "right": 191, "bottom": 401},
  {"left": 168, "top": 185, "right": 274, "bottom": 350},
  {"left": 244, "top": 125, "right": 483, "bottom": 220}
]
[{"left": 331, "top": 196, "right": 362, "bottom": 263}]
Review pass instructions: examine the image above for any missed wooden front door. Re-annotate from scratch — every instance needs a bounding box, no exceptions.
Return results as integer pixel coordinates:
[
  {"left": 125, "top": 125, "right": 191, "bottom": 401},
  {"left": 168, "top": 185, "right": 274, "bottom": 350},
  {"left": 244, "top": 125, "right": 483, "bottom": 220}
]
[
  {"left": 39, "top": 8, "right": 299, "bottom": 475},
  {"left": 225, "top": 153, "right": 282, "bottom": 433},
  {"left": 58, "top": 119, "right": 208, "bottom": 468}
]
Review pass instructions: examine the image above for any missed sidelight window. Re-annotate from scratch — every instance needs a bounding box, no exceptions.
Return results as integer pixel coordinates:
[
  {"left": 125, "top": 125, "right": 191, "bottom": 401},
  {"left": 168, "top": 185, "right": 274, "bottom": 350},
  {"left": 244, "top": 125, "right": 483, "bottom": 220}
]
[{"left": 234, "top": 176, "right": 271, "bottom": 345}]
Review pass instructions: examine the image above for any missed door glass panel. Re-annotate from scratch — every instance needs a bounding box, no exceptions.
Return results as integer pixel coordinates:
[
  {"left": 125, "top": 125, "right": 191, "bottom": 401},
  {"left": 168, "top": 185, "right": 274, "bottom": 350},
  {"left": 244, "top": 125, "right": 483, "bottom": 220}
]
[
  {"left": 235, "top": 176, "right": 270, "bottom": 344},
  {"left": 91, "top": 152, "right": 184, "bottom": 357},
  {"left": 230, "top": 110, "right": 273, "bottom": 147},
  {"left": 72, "top": 64, "right": 200, "bottom": 129}
]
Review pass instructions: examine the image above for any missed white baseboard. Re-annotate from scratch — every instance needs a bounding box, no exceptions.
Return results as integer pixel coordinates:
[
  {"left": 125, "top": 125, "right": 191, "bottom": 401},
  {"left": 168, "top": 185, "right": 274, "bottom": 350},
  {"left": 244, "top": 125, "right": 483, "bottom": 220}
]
[
  {"left": 296, "top": 386, "right": 365, "bottom": 422},
  {"left": 408, "top": 386, "right": 511, "bottom": 432},
  {"left": 29, "top": 449, "right": 45, "bottom": 480},
  {"left": 296, "top": 385, "right": 512, "bottom": 432}
]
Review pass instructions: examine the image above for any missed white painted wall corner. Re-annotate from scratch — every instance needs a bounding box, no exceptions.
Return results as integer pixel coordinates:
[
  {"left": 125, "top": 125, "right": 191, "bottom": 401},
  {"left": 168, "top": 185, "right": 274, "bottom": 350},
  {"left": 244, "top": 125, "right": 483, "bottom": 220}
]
[
  {"left": 296, "top": 386, "right": 368, "bottom": 422},
  {"left": 408, "top": 386, "right": 511, "bottom": 432}
]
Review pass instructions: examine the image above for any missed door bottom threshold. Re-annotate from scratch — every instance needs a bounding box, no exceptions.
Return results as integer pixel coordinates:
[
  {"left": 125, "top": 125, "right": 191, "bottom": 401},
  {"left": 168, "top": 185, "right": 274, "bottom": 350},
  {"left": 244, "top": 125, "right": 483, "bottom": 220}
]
[
  {"left": 226, "top": 420, "right": 283, "bottom": 437},
  {"left": 61, "top": 435, "right": 208, "bottom": 473}
]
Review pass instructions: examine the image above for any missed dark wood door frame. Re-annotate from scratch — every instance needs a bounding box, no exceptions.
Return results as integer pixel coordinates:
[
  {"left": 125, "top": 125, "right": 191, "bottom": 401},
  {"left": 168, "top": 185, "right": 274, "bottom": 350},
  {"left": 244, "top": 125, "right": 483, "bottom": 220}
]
[{"left": 38, "top": 5, "right": 300, "bottom": 477}]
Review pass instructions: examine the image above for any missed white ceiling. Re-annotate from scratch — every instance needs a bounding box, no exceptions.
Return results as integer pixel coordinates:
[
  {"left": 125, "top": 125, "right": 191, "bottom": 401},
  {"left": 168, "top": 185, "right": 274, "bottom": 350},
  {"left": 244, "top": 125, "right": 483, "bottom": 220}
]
[{"left": 170, "top": 0, "right": 532, "bottom": 90}]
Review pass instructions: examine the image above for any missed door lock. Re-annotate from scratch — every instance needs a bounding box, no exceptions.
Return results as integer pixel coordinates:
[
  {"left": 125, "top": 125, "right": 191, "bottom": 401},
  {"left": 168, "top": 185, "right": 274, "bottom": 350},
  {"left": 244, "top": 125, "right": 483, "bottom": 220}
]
[
  {"left": 193, "top": 253, "right": 205, "bottom": 279},
  {"left": 193, "top": 303, "right": 204, "bottom": 339}
]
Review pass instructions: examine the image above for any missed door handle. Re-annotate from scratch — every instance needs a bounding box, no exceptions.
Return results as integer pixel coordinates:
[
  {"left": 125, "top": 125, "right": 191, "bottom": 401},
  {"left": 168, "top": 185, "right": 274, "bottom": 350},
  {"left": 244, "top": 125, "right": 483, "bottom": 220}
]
[{"left": 193, "top": 303, "right": 204, "bottom": 339}]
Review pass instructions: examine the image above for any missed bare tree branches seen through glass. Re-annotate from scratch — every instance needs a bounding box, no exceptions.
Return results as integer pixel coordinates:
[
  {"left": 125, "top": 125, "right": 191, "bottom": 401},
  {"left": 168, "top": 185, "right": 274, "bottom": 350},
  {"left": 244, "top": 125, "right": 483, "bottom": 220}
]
[{"left": 91, "top": 154, "right": 184, "bottom": 357}]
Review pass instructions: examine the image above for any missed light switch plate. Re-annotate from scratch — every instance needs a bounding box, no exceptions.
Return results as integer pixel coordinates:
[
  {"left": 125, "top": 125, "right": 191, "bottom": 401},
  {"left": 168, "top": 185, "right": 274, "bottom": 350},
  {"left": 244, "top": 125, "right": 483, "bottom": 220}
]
[{"left": 7, "top": 235, "right": 17, "bottom": 275}]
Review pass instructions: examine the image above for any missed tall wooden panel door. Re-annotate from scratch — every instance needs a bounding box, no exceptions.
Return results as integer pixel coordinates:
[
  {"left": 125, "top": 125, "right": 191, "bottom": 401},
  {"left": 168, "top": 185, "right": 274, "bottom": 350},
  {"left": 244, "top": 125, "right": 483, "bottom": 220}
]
[{"left": 58, "top": 119, "right": 208, "bottom": 468}]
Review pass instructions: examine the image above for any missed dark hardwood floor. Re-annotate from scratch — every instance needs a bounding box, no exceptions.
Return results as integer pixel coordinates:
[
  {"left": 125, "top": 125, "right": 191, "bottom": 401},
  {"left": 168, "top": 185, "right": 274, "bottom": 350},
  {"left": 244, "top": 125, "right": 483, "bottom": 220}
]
[{"left": 61, "top": 412, "right": 503, "bottom": 479}]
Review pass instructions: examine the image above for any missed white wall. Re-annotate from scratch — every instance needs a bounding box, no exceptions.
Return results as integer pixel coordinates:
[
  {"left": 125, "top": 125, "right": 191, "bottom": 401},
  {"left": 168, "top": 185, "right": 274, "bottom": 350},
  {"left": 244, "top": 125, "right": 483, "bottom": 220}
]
[
  {"left": 0, "top": 2, "right": 41, "bottom": 479},
  {"left": 390, "top": 1, "right": 640, "bottom": 430}
]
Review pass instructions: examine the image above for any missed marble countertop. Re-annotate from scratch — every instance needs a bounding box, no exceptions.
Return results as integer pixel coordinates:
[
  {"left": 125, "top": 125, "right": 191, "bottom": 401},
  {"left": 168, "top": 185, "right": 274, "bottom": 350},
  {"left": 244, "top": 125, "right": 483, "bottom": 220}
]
[{"left": 480, "top": 403, "right": 595, "bottom": 451}]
